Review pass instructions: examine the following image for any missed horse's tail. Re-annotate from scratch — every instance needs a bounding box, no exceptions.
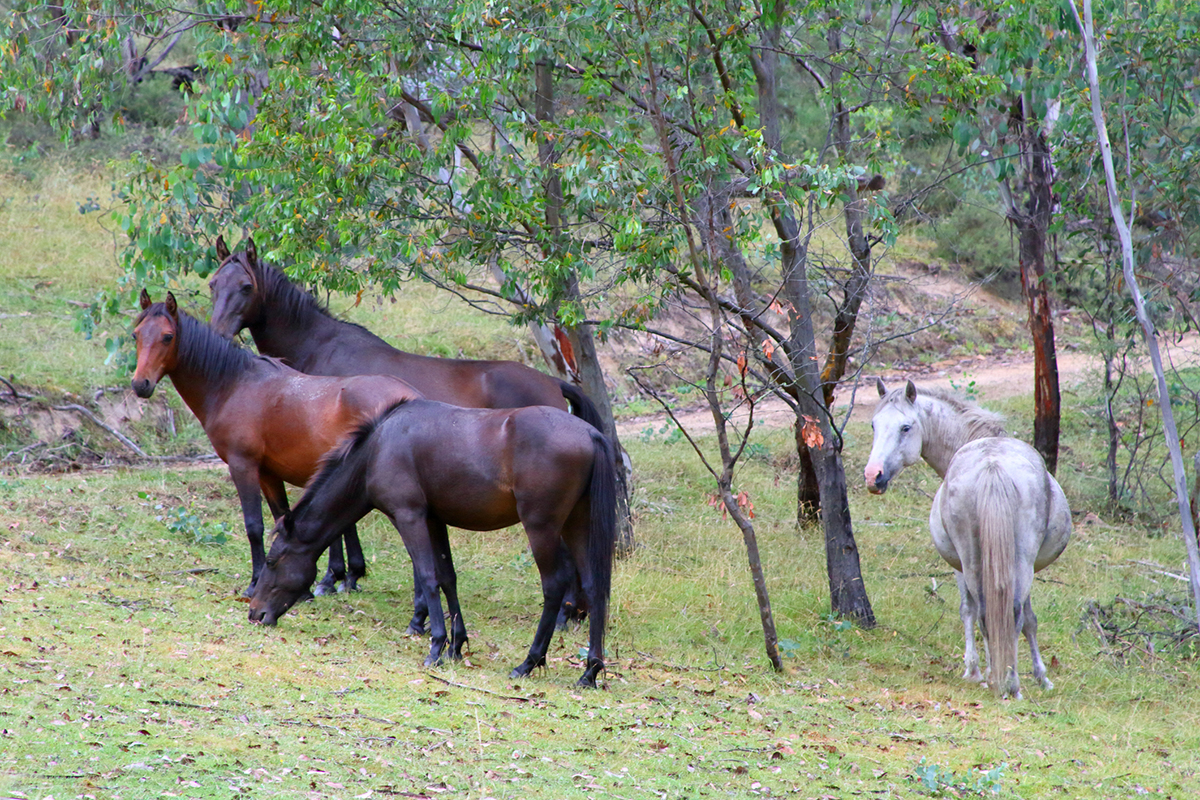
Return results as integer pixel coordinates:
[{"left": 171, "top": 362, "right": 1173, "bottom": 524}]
[
  {"left": 978, "top": 463, "right": 1018, "bottom": 698},
  {"left": 587, "top": 430, "right": 619, "bottom": 648},
  {"left": 560, "top": 381, "right": 605, "bottom": 432}
]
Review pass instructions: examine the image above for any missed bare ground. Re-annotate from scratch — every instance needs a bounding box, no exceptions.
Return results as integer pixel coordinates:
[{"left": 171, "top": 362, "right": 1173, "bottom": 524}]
[{"left": 616, "top": 329, "right": 1200, "bottom": 440}]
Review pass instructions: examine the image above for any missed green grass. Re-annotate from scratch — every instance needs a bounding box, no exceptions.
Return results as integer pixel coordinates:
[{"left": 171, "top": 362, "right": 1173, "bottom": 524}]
[
  {"left": 0, "top": 163, "right": 123, "bottom": 394},
  {"left": 2, "top": 437, "right": 1199, "bottom": 798},
  {"left": 3, "top": 146, "right": 1200, "bottom": 799}
]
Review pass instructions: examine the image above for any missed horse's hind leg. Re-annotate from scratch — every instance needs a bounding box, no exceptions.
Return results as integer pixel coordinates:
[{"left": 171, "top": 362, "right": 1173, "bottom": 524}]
[
  {"left": 955, "top": 571, "right": 984, "bottom": 684},
  {"left": 555, "top": 548, "right": 585, "bottom": 630},
  {"left": 1021, "top": 597, "right": 1053, "bottom": 690},
  {"left": 511, "top": 529, "right": 573, "bottom": 679}
]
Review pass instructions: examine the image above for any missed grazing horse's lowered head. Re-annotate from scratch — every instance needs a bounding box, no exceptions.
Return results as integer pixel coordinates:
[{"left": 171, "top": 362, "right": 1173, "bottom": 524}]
[{"left": 251, "top": 514, "right": 319, "bottom": 626}]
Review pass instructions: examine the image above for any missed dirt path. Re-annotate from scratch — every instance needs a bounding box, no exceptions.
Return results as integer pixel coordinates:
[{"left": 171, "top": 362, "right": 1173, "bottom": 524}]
[{"left": 616, "top": 332, "right": 1200, "bottom": 439}]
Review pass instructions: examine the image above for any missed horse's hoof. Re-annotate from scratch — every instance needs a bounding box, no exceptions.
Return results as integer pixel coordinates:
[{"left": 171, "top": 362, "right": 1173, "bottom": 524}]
[
  {"left": 242, "top": 584, "right": 256, "bottom": 599},
  {"left": 424, "top": 655, "right": 445, "bottom": 668},
  {"left": 576, "top": 674, "right": 599, "bottom": 689},
  {"left": 405, "top": 623, "right": 427, "bottom": 637},
  {"left": 1040, "top": 677, "right": 1054, "bottom": 691},
  {"left": 313, "top": 582, "right": 336, "bottom": 597}
]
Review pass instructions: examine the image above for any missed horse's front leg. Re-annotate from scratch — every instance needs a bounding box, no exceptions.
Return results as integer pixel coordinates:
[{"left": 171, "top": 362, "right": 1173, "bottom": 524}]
[
  {"left": 389, "top": 510, "right": 448, "bottom": 666},
  {"left": 405, "top": 565, "right": 429, "bottom": 636},
  {"left": 314, "top": 535, "right": 347, "bottom": 596},
  {"left": 428, "top": 518, "right": 468, "bottom": 660},
  {"left": 229, "top": 460, "right": 267, "bottom": 597},
  {"left": 341, "top": 524, "right": 368, "bottom": 592}
]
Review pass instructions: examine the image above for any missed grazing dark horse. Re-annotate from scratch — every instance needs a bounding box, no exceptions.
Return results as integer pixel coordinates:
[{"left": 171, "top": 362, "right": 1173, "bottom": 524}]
[
  {"left": 865, "top": 380, "right": 1071, "bottom": 698},
  {"left": 210, "top": 236, "right": 598, "bottom": 625},
  {"left": 248, "top": 399, "right": 618, "bottom": 687},
  {"left": 132, "top": 291, "right": 421, "bottom": 596}
]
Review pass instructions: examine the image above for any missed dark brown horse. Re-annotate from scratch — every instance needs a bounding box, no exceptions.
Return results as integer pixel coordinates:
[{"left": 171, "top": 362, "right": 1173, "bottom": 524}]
[
  {"left": 209, "top": 236, "right": 596, "bottom": 625},
  {"left": 132, "top": 291, "right": 421, "bottom": 596},
  {"left": 208, "top": 236, "right": 602, "bottom": 427},
  {"left": 248, "top": 399, "right": 617, "bottom": 687}
]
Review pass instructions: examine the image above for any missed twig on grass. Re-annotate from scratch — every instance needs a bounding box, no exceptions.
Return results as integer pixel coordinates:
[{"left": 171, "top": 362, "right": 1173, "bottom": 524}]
[{"left": 423, "top": 672, "right": 550, "bottom": 703}]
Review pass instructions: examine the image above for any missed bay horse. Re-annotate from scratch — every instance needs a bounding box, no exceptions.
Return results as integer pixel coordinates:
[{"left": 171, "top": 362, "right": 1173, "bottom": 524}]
[
  {"left": 132, "top": 290, "right": 421, "bottom": 596},
  {"left": 209, "top": 236, "right": 596, "bottom": 625},
  {"left": 208, "top": 236, "right": 602, "bottom": 427},
  {"left": 864, "top": 380, "right": 1071, "bottom": 698},
  {"left": 248, "top": 399, "right": 618, "bottom": 687}
]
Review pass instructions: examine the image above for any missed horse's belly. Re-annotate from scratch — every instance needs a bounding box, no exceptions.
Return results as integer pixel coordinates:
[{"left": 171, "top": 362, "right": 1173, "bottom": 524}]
[
  {"left": 929, "top": 486, "right": 964, "bottom": 571},
  {"left": 430, "top": 492, "right": 520, "bottom": 532}
]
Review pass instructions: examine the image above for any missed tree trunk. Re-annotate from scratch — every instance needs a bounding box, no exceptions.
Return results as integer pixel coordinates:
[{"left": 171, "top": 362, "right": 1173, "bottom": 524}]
[
  {"left": 1072, "top": 0, "right": 1200, "bottom": 625},
  {"left": 820, "top": 26, "right": 875, "bottom": 410},
  {"left": 1007, "top": 98, "right": 1061, "bottom": 474},
  {"left": 751, "top": 16, "right": 874, "bottom": 625},
  {"left": 536, "top": 62, "right": 635, "bottom": 553}
]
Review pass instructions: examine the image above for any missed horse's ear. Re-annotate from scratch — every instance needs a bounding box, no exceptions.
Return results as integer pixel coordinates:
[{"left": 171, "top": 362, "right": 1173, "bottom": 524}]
[
  {"left": 165, "top": 292, "right": 178, "bottom": 317},
  {"left": 216, "top": 235, "right": 230, "bottom": 262},
  {"left": 282, "top": 513, "right": 294, "bottom": 537},
  {"left": 905, "top": 380, "right": 918, "bottom": 404},
  {"left": 246, "top": 237, "right": 258, "bottom": 266},
  {"left": 139, "top": 288, "right": 152, "bottom": 310},
  {"left": 876, "top": 377, "right": 887, "bottom": 398}
]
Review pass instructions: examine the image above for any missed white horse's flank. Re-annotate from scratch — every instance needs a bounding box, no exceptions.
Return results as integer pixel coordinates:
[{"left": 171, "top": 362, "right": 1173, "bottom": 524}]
[{"left": 865, "top": 380, "right": 1071, "bottom": 698}]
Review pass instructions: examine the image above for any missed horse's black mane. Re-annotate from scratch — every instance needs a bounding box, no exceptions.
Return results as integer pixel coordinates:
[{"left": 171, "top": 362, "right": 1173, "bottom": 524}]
[
  {"left": 287, "top": 399, "right": 413, "bottom": 528},
  {"left": 246, "top": 255, "right": 383, "bottom": 342},
  {"left": 136, "top": 303, "right": 270, "bottom": 387}
]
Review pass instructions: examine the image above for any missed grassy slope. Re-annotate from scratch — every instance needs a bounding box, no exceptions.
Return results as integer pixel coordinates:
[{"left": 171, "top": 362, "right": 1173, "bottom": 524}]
[{"left": 1, "top": 160, "right": 1199, "bottom": 799}]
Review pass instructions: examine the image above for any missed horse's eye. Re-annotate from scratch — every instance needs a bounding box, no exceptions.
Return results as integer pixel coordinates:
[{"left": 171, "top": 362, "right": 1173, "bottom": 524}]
[
  {"left": 900, "top": 424, "right": 912, "bottom": 434},
  {"left": 162, "top": 333, "right": 174, "bottom": 344},
  {"left": 241, "top": 285, "right": 252, "bottom": 294},
  {"left": 265, "top": 558, "right": 277, "bottom": 571}
]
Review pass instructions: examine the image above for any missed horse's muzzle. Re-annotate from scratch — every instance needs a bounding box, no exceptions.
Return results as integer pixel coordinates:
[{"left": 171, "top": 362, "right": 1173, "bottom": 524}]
[
  {"left": 131, "top": 378, "right": 156, "bottom": 399},
  {"left": 248, "top": 606, "right": 277, "bottom": 626},
  {"left": 864, "top": 464, "right": 889, "bottom": 495}
]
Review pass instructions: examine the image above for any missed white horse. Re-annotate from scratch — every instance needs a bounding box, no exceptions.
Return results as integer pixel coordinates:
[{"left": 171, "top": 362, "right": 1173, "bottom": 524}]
[{"left": 864, "top": 380, "right": 1071, "bottom": 698}]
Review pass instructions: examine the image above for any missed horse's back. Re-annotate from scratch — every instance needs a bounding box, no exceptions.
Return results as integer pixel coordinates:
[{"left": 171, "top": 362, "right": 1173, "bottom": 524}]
[
  {"left": 367, "top": 401, "right": 594, "bottom": 531},
  {"left": 934, "top": 437, "right": 1069, "bottom": 573}
]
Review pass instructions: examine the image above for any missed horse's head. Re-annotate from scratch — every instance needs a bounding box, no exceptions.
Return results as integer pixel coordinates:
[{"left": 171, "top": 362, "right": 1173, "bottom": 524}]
[
  {"left": 865, "top": 378, "right": 925, "bottom": 494},
  {"left": 248, "top": 515, "right": 318, "bottom": 625},
  {"left": 131, "top": 289, "right": 181, "bottom": 399},
  {"left": 209, "top": 235, "right": 262, "bottom": 339}
]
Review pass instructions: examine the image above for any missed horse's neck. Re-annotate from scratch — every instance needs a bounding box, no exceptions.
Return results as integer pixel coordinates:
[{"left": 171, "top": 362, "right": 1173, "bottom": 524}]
[
  {"left": 919, "top": 397, "right": 986, "bottom": 477},
  {"left": 168, "top": 376, "right": 214, "bottom": 429},
  {"left": 293, "top": 461, "right": 373, "bottom": 552},
  {"left": 249, "top": 279, "right": 332, "bottom": 362},
  {"left": 250, "top": 274, "right": 385, "bottom": 365},
  {"left": 168, "top": 317, "right": 248, "bottom": 429}
]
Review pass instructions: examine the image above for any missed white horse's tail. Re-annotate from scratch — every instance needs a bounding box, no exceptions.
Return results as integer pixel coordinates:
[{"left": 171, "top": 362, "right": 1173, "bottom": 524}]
[{"left": 978, "top": 463, "right": 1018, "bottom": 698}]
